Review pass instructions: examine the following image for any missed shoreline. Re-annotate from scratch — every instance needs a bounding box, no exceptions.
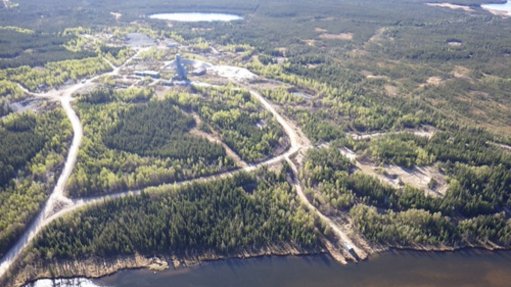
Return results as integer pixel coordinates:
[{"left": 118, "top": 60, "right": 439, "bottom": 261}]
[
  {"left": 481, "top": 0, "right": 511, "bottom": 17},
  {"left": 10, "top": 242, "right": 511, "bottom": 287},
  {"left": 7, "top": 245, "right": 324, "bottom": 287}
]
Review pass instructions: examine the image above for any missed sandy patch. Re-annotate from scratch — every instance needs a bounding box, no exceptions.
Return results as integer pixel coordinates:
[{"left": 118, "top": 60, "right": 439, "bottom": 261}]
[
  {"left": 419, "top": 76, "right": 443, "bottom": 88},
  {"left": 340, "top": 147, "right": 448, "bottom": 197},
  {"left": 367, "top": 27, "right": 389, "bottom": 45},
  {"left": 348, "top": 127, "right": 437, "bottom": 141},
  {"left": 426, "top": 76, "right": 443, "bottom": 86},
  {"left": 427, "top": 3, "right": 474, "bottom": 12},
  {"left": 452, "top": 66, "right": 471, "bottom": 79},
  {"left": 447, "top": 41, "right": 462, "bottom": 47},
  {"left": 182, "top": 58, "right": 257, "bottom": 82},
  {"left": 362, "top": 71, "right": 389, "bottom": 80},
  {"left": 384, "top": 84, "right": 398, "bottom": 97},
  {"left": 384, "top": 165, "right": 448, "bottom": 197},
  {"left": 210, "top": 65, "right": 257, "bottom": 82},
  {"left": 319, "top": 33, "right": 353, "bottom": 41},
  {"left": 488, "top": 141, "right": 511, "bottom": 152},
  {"left": 302, "top": 39, "right": 317, "bottom": 47},
  {"left": 315, "top": 27, "right": 328, "bottom": 33}
]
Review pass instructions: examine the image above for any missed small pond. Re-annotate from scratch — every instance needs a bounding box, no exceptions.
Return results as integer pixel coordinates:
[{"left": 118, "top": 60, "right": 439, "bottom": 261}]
[{"left": 149, "top": 13, "right": 243, "bottom": 22}]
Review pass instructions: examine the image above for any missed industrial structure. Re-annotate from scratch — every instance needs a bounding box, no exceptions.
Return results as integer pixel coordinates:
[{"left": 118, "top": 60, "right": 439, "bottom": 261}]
[{"left": 173, "top": 54, "right": 188, "bottom": 81}]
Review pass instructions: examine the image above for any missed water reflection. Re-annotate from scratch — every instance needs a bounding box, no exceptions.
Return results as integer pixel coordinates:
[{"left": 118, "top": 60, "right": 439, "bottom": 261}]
[{"left": 26, "top": 250, "right": 511, "bottom": 287}]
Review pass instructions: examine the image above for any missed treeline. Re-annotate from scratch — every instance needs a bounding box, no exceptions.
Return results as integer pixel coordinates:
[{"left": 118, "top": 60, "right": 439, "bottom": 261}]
[
  {"left": 29, "top": 171, "right": 320, "bottom": 262},
  {"left": 359, "top": 129, "right": 511, "bottom": 168},
  {"left": 80, "top": 85, "right": 153, "bottom": 104},
  {"left": 0, "top": 57, "right": 111, "bottom": 91},
  {"left": 350, "top": 205, "right": 511, "bottom": 247},
  {"left": 0, "top": 110, "right": 71, "bottom": 259},
  {"left": 0, "top": 28, "right": 94, "bottom": 68},
  {"left": 261, "top": 87, "right": 305, "bottom": 105},
  {"left": 302, "top": 146, "right": 511, "bottom": 247}
]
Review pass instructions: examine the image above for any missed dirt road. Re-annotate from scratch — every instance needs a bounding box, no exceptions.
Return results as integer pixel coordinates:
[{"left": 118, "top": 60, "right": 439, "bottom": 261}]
[{"left": 0, "top": 53, "right": 363, "bottom": 281}]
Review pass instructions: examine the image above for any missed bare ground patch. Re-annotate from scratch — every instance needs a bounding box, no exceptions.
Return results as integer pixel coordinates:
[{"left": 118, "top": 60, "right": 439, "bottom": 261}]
[
  {"left": 361, "top": 70, "right": 389, "bottom": 80},
  {"left": 342, "top": 150, "right": 448, "bottom": 197},
  {"left": 314, "top": 27, "right": 328, "bottom": 33},
  {"left": 384, "top": 84, "right": 399, "bottom": 97},
  {"left": 302, "top": 39, "right": 317, "bottom": 47},
  {"left": 420, "top": 76, "right": 444, "bottom": 88},
  {"left": 452, "top": 66, "right": 472, "bottom": 79},
  {"left": 427, "top": 3, "right": 474, "bottom": 13},
  {"left": 319, "top": 33, "right": 353, "bottom": 41}
]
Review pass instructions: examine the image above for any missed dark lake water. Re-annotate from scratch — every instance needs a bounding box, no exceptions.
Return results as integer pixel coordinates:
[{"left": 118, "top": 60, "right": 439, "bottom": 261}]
[{"left": 28, "top": 249, "right": 511, "bottom": 287}]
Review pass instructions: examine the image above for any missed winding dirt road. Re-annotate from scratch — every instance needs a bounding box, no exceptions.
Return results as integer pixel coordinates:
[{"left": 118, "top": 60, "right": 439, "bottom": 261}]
[
  {"left": 0, "top": 53, "right": 364, "bottom": 282},
  {"left": 0, "top": 51, "right": 143, "bottom": 280}
]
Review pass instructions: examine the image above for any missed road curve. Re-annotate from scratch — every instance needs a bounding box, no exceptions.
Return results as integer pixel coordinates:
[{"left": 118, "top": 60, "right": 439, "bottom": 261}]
[
  {"left": 0, "top": 56, "right": 361, "bottom": 282},
  {"left": 0, "top": 51, "right": 143, "bottom": 280}
]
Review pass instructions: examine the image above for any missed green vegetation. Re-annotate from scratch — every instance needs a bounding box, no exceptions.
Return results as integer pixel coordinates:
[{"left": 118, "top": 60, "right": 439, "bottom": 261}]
[
  {"left": 352, "top": 130, "right": 511, "bottom": 168},
  {"left": 0, "top": 28, "right": 95, "bottom": 68},
  {"left": 105, "top": 100, "right": 225, "bottom": 163},
  {"left": 27, "top": 170, "right": 320, "bottom": 261},
  {"left": 68, "top": 87, "right": 234, "bottom": 197},
  {"left": 167, "top": 85, "right": 286, "bottom": 163},
  {"left": 0, "top": 57, "right": 111, "bottom": 91},
  {"left": 2, "top": 0, "right": 511, "bottom": 282},
  {"left": 0, "top": 110, "right": 71, "bottom": 259},
  {"left": 303, "top": 145, "right": 511, "bottom": 247}
]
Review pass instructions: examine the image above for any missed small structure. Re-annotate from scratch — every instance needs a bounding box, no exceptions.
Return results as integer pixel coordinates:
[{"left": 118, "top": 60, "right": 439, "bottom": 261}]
[
  {"left": 134, "top": 70, "right": 160, "bottom": 79},
  {"left": 173, "top": 54, "right": 188, "bottom": 81},
  {"left": 164, "top": 39, "right": 179, "bottom": 48},
  {"left": 191, "top": 67, "right": 207, "bottom": 76}
]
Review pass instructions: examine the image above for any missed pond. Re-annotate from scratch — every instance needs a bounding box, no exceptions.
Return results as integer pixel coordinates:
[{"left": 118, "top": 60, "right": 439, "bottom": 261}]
[
  {"left": 26, "top": 249, "right": 511, "bottom": 287},
  {"left": 149, "top": 13, "right": 243, "bottom": 22},
  {"left": 481, "top": 1, "right": 511, "bottom": 15}
]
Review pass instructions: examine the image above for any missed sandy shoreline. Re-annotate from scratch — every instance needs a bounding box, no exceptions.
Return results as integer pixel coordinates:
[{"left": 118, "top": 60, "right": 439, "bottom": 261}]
[{"left": 3, "top": 245, "right": 323, "bottom": 287}]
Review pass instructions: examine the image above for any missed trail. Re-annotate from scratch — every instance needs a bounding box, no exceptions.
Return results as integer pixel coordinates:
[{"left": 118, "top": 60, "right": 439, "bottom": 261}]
[
  {"left": 348, "top": 128, "right": 436, "bottom": 140},
  {"left": 0, "top": 52, "right": 363, "bottom": 281},
  {"left": 246, "top": 88, "right": 366, "bottom": 262},
  {"left": 0, "top": 50, "right": 143, "bottom": 280}
]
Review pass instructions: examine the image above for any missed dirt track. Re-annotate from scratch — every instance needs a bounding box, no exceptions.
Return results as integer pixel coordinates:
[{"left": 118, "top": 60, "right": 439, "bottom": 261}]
[{"left": 0, "top": 52, "right": 366, "bottom": 281}]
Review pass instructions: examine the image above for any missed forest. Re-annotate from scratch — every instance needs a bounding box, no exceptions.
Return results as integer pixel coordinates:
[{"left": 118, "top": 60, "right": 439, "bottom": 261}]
[
  {"left": 167, "top": 85, "right": 286, "bottom": 163},
  {"left": 0, "top": 109, "right": 71, "bottom": 259},
  {"left": 104, "top": 100, "right": 226, "bottom": 163},
  {"left": 351, "top": 129, "right": 511, "bottom": 169},
  {"left": 0, "top": 28, "right": 95, "bottom": 68},
  {"left": 1, "top": 0, "right": 511, "bottom": 283},
  {"left": 302, "top": 145, "right": 511, "bottom": 247},
  {"left": 67, "top": 87, "right": 234, "bottom": 197},
  {"left": 18, "top": 170, "right": 320, "bottom": 265},
  {"left": 0, "top": 57, "right": 111, "bottom": 91}
]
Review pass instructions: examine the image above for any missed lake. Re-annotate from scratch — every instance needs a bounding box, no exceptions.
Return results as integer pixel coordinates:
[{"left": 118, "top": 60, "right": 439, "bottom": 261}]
[
  {"left": 26, "top": 250, "right": 511, "bottom": 287},
  {"left": 481, "top": 1, "right": 511, "bottom": 15},
  {"left": 149, "top": 13, "right": 242, "bottom": 22}
]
